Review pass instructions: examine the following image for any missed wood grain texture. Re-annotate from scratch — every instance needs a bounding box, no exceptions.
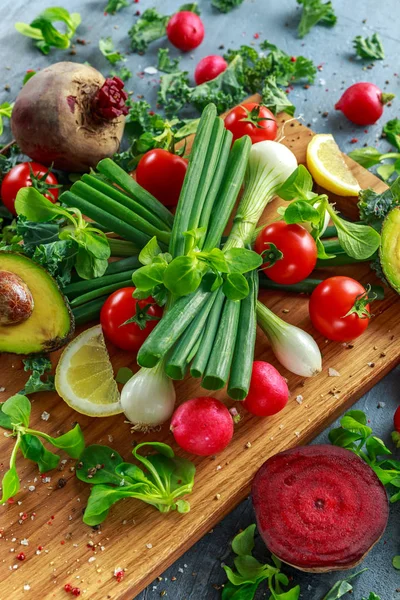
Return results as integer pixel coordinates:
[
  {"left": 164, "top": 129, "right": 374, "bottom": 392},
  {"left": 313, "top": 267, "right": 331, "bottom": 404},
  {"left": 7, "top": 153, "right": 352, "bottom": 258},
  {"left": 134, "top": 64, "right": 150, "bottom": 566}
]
[{"left": 0, "top": 106, "right": 399, "bottom": 600}]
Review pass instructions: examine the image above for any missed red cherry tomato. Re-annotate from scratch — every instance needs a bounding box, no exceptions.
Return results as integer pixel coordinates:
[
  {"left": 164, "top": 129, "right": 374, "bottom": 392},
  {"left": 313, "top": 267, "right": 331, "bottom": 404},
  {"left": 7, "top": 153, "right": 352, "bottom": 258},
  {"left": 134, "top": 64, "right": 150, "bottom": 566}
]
[
  {"left": 135, "top": 149, "right": 187, "bottom": 208},
  {"left": 394, "top": 406, "right": 400, "bottom": 433},
  {"left": 194, "top": 55, "right": 228, "bottom": 85},
  {"left": 243, "top": 361, "right": 289, "bottom": 417},
  {"left": 1, "top": 161, "right": 59, "bottom": 216},
  {"left": 255, "top": 221, "right": 317, "bottom": 285},
  {"left": 166, "top": 11, "right": 205, "bottom": 52},
  {"left": 335, "top": 82, "right": 392, "bottom": 126},
  {"left": 309, "top": 276, "right": 370, "bottom": 342},
  {"left": 100, "top": 287, "right": 162, "bottom": 352},
  {"left": 224, "top": 102, "right": 277, "bottom": 144}
]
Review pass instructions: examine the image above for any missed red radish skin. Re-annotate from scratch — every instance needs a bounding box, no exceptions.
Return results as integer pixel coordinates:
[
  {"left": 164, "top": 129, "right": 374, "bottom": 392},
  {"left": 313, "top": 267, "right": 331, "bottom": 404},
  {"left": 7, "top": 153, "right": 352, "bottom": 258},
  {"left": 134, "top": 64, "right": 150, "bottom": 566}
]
[
  {"left": 11, "top": 62, "right": 126, "bottom": 172},
  {"left": 170, "top": 397, "right": 233, "bottom": 456},
  {"left": 243, "top": 361, "right": 288, "bottom": 417},
  {"left": 394, "top": 406, "right": 400, "bottom": 432},
  {"left": 194, "top": 55, "right": 228, "bottom": 85},
  {"left": 252, "top": 445, "right": 389, "bottom": 572},
  {"left": 335, "top": 82, "right": 395, "bottom": 126},
  {"left": 167, "top": 11, "right": 205, "bottom": 52}
]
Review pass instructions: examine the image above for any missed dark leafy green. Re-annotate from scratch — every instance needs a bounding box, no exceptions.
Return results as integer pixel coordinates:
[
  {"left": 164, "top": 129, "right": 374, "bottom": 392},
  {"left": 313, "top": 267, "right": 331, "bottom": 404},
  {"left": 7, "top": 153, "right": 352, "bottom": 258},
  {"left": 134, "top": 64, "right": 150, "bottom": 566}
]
[
  {"left": 21, "top": 355, "right": 55, "bottom": 395},
  {"left": 15, "top": 7, "right": 81, "bottom": 54},
  {"left": 358, "top": 177, "right": 400, "bottom": 230},
  {"left": 262, "top": 77, "right": 295, "bottom": 116},
  {"left": 15, "top": 187, "right": 110, "bottom": 280},
  {"left": 383, "top": 119, "right": 400, "bottom": 151},
  {"left": 211, "top": 0, "right": 244, "bottom": 12},
  {"left": 222, "top": 525, "right": 300, "bottom": 600},
  {"left": 99, "top": 37, "right": 124, "bottom": 65},
  {"left": 76, "top": 442, "right": 195, "bottom": 525},
  {"left": 0, "top": 394, "right": 85, "bottom": 503},
  {"left": 329, "top": 409, "right": 400, "bottom": 503},
  {"left": 353, "top": 33, "right": 385, "bottom": 60},
  {"left": 114, "top": 99, "right": 198, "bottom": 169},
  {"left": 105, "top": 0, "right": 129, "bottom": 14},
  {"left": 321, "top": 569, "right": 367, "bottom": 599},
  {"left": 297, "top": 0, "right": 337, "bottom": 38}
]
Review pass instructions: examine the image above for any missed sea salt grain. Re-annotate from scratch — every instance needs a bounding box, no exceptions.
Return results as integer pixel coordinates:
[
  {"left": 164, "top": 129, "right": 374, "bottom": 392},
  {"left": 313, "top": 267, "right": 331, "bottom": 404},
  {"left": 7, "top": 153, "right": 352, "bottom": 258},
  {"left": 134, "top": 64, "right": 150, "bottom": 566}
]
[
  {"left": 295, "top": 395, "right": 303, "bottom": 404},
  {"left": 41, "top": 411, "right": 50, "bottom": 421},
  {"left": 328, "top": 368, "right": 341, "bottom": 377},
  {"left": 144, "top": 66, "right": 158, "bottom": 75}
]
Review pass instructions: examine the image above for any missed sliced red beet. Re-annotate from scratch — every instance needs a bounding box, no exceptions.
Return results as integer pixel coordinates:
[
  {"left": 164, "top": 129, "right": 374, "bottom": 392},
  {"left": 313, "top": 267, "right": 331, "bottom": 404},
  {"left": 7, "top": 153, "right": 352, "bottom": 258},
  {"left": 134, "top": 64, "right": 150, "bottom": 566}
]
[{"left": 252, "top": 444, "right": 388, "bottom": 572}]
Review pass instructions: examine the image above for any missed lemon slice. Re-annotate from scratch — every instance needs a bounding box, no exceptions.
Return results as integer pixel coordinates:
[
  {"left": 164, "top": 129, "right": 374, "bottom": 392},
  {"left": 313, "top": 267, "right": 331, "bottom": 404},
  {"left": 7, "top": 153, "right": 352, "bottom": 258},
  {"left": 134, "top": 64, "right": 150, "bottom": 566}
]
[
  {"left": 307, "top": 133, "right": 361, "bottom": 197},
  {"left": 55, "top": 325, "right": 122, "bottom": 417}
]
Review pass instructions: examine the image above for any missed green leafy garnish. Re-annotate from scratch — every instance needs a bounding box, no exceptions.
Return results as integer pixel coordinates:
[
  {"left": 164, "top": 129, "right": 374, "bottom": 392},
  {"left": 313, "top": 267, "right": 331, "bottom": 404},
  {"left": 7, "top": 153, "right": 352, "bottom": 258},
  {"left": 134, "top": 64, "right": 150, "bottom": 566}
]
[
  {"left": 358, "top": 177, "right": 400, "bottom": 230},
  {"left": 297, "top": 0, "right": 337, "bottom": 38},
  {"left": 211, "top": 0, "right": 244, "bottom": 12},
  {"left": 76, "top": 442, "right": 195, "bottom": 525},
  {"left": 262, "top": 76, "right": 295, "bottom": 116},
  {"left": 362, "top": 594, "right": 381, "bottom": 600},
  {"left": 321, "top": 569, "right": 367, "bottom": 600},
  {"left": 329, "top": 409, "right": 400, "bottom": 503},
  {"left": 21, "top": 356, "right": 55, "bottom": 395},
  {"left": 383, "top": 118, "right": 400, "bottom": 151},
  {"left": 110, "top": 65, "right": 132, "bottom": 81},
  {"left": 222, "top": 525, "right": 300, "bottom": 600},
  {"left": 157, "top": 48, "right": 181, "bottom": 74},
  {"left": 99, "top": 37, "right": 124, "bottom": 65},
  {"left": 105, "top": 0, "right": 129, "bottom": 14},
  {"left": 114, "top": 100, "right": 198, "bottom": 169},
  {"left": 15, "top": 187, "right": 110, "bottom": 280},
  {"left": 392, "top": 555, "right": 400, "bottom": 570},
  {"left": 132, "top": 236, "right": 261, "bottom": 300},
  {"left": 22, "top": 70, "right": 36, "bottom": 85},
  {"left": 353, "top": 33, "right": 385, "bottom": 60},
  {"left": 15, "top": 7, "right": 81, "bottom": 55},
  {"left": 0, "top": 394, "right": 85, "bottom": 503},
  {"left": 0, "top": 103, "right": 13, "bottom": 137},
  {"left": 276, "top": 165, "right": 381, "bottom": 261},
  {"left": 128, "top": 8, "right": 169, "bottom": 53}
]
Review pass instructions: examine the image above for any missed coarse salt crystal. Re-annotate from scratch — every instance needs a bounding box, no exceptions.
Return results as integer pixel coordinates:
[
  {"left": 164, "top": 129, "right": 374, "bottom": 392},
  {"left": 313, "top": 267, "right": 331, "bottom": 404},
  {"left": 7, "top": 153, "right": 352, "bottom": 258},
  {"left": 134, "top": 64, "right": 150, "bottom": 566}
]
[
  {"left": 20, "top": 539, "right": 29, "bottom": 546},
  {"left": 328, "top": 368, "right": 340, "bottom": 377},
  {"left": 88, "top": 556, "right": 96, "bottom": 563},
  {"left": 28, "top": 486, "right": 35, "bottom": 492},
  {"left": 144, "top": 66, "right": 158, "bottom": 75},
  {"left": 295, "top": 395, "right": 303, "bottom": 404},
  {"left": 146, "top": 543, "right": 153, "bottom": 549},
  {"left": 41, "top": 411, "right": 50, "bottom": 421},
  {"left": 23, "top": 584, "right": 30, "bottom": 591}
]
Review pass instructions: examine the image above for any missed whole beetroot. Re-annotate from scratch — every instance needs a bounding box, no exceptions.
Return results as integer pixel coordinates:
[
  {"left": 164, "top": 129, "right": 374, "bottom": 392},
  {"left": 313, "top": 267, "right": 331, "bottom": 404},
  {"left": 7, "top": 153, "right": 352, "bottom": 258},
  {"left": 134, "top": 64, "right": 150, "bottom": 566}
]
[{"left": 11, "top": 62, "right": 128, "bottom": 172}]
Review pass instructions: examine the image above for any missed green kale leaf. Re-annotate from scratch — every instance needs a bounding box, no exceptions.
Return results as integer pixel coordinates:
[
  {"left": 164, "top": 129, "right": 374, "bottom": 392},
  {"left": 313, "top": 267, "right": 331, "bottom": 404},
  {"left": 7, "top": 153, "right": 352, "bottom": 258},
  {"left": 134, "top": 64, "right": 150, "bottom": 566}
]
[
  {"left": 15, "top": 7, "right": 81, "bottom": 54},
  {"left": 297, "top": 0, "right": 337, "bottom": 38},
  {"left": 353, "top": 33, "right": 385, "bottom": 60},
  {"left": 105, "top": 0, "right": 129, "bottom": 14},
  {"left": 211, "top": 0, "right": 244, "bottom": 12},
  {"left": 357, "top": 177, "right": 400, "bottom": 230},
  {"left": 20, "top": 356, "right": 55, "bottom": 395}
]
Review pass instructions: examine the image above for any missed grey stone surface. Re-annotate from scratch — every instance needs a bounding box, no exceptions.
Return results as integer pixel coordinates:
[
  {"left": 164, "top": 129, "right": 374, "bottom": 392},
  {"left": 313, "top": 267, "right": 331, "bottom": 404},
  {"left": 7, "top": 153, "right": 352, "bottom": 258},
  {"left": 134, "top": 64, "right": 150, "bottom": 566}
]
[{"left": 0, "top": 0, "right": 399, "bottom": 598}]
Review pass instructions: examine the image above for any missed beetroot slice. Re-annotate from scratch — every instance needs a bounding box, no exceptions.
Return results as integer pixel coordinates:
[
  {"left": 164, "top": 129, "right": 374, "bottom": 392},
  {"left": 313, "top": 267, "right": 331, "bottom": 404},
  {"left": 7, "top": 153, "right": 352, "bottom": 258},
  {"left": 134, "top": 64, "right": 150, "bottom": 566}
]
[{"left": 252, "top": 444, "right": 388, "bottom": 572}]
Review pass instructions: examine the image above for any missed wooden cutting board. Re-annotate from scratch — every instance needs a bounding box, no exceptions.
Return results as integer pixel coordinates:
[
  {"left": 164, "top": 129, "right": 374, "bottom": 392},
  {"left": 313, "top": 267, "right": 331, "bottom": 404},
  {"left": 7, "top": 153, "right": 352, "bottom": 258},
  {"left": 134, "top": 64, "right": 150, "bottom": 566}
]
[{"left": 0, "top": 106, "right": 399, "bottom": 600}]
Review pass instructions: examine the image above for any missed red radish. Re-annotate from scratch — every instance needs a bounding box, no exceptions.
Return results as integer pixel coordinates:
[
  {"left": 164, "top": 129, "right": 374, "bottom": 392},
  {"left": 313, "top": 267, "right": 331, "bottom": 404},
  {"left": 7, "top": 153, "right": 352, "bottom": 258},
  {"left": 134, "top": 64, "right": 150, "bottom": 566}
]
[
  {"left": 394, "top": 406, "right": 400, "bottom": 432},
  {"left": 167, "top": 11, "right": 205, "bottom": 52},
  {"left": 194, "top": 55, "right": 228, "bottom": 85},
  {"left": 243, "top": 361, "right": 288, "bottom": 417},
  {"left": 335, "top": 82, "right": 395, "bottom": 126},
  {"left": 170, "top": 397, "right": 233, "bottom": 456},
  {"left": 135, "top": 149, "right": 187, "bottom": 207},
  {"left": 252, "top": 445, "right": 389, "bottom": 572}
]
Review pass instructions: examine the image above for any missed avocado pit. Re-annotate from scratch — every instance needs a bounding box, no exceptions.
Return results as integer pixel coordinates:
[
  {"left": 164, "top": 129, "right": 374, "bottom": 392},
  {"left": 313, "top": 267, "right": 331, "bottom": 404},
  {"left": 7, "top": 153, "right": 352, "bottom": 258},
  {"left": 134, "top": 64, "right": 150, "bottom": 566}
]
[{"left": 0, "top": 270, "right": 34, "bottom": 325}]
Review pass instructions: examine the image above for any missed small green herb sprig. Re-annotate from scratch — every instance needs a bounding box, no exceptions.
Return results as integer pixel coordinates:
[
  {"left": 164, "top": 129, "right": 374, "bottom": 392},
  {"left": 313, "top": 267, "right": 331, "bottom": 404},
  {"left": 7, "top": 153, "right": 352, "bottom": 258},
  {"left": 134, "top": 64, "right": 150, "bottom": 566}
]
[
  {"left": 14, "top": 187, "right": 110, "bottom": 280},
  {"left": 222, "top": 524, "right": 300, "bottom": 600},
  {"left": 297, "top": 0, "right": 337, "bottom": 39},
  {"left": 76, "top": 442, "right": 195, "bottom": 526},
  {"left": 353, "top": 33, "right": 385, "bottom": 60},
  {"left": 321, "top": 569, "right": 368, "bottom": 599},
  {"left": 0, "top": 394, "right": 85, "bottom": 504},
  {"left": 21, "top": 356, "right": 55, "bottom": 395},
  {"left": 349, "top": 120, "right": 400, "bottom": 185},
  {"left": 211, "top": 0, "right": 244, "bottom": 12},
  {"left": 131, "top": 235, "right": 262, "bottom": 302},
  {"left": 15, "top": 7, "right": 81, "bottom": 55},
  {"left": 99, "top": 37, "right": 125, "bottom": 65},
  {"left": 105, "top": 0, "right": 129, "bottom": 14},
  {"left": 329, "top": 409, "right": 400, "bottom": 503},
  {"left": 275, "top": 164, "right": 381, "bottom": 261},
  {"left": 0, "top": 102, "right": 13, "bottom": 137}
]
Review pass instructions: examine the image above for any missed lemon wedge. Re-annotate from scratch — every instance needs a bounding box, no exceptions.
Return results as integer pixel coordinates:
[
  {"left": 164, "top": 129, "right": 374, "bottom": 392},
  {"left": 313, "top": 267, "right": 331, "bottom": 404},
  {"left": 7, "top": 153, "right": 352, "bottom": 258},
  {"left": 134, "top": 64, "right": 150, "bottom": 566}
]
[
  {"left": 55, "top": 325, "right": 122, "bottom": 417},
  {"left": 307, "top": 133, "right": 361, "bottom": 197}
]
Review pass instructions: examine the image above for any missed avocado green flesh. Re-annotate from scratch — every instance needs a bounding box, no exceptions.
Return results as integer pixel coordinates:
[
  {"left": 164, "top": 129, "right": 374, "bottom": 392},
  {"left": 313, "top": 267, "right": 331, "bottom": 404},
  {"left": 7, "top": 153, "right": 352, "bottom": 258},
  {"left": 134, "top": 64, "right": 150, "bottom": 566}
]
[
  {"left": 380, "top": 207, "right": 400, "bottom": 294},
  {"left": 0, "top": 252, "right": 74, "bottom": 355}
]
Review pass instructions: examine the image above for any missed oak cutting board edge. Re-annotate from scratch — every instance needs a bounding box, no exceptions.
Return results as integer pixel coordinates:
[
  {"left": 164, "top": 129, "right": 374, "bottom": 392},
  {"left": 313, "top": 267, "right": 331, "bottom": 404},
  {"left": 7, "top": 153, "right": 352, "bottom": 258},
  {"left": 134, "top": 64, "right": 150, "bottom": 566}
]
[{"left": 0, "top": 107, "right": 399, "bottom": 600}]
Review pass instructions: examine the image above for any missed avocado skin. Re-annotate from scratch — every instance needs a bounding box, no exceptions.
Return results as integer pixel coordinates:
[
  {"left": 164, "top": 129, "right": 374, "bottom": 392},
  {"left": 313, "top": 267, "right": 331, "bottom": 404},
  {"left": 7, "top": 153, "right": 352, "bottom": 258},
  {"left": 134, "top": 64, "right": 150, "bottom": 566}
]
[
  {"left": 0, "top": 252, "right": 75, "bottom": 355},
  {"left": 380, "top": 207, "right": 400, "bottom": 295}
]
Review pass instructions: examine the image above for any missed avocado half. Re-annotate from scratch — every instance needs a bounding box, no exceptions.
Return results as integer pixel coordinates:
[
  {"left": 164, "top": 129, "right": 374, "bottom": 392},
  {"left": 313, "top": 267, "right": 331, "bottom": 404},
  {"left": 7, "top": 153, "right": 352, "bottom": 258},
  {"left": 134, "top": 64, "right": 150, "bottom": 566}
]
[
  {"left": 0, "top": 252, "right": 74, "bottom": 354},
  {"left": 380, "top": 207, "right": 400, "bottom": 294}
]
